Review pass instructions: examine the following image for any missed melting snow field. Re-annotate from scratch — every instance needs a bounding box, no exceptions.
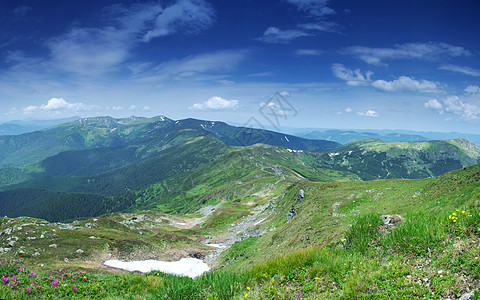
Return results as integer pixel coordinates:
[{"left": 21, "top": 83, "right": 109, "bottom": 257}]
[{"left": 104, "top": 257, "right": 210, "bottom": 278}]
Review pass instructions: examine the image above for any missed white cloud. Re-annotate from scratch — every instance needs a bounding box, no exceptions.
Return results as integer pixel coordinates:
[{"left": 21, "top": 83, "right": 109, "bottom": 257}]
[
  {"left": 439, "top": 64, "right": 480, "bottom": 77},
  {"left": 256, "top": 27, "right": 311, "bottom": 44},
  {"left": 143, "top": 106, "right": 151, "bottom": 111},
  {"left": 23, "top": 98, "right": 96, "bottom": 114},
  {"left": 424, "top": 99, "right": 443, "bottom": 111},
  {"left": 190, "top": 96, "right": 239, "bottom": 110},
  {"left": 152, "top": 50, "right": 248, "bottom": 80},
  {"left": 45, "top": 1, "right": 214, "bottom": 75},
  {"left": 371, "top": 76, "right": 439, "bottom": 93},
  {"left": 344, "top": 42, "right": 471, "bottom": 65},
  {"left": 295, "top": 49, "right": 322, "bottom": 56},
  {"left": 112, "top": 106, "right": 123, "bottom": 111},
  {"left": 465, "top": 85, "right": 480, "bottom": 94},
  {"left": 142, "top": 0, "right": 214, "bottom": 42},
  {"left": 345, "top": 107, "right": 353, "bottom": 113},
  {"left": 357, "top": 110, "right": 379, "bottom": 117},
  {"left": 129, "top": 105, "right": 137, "bottom": 110},
  {"left": 285, "top": 0, "right": 335, "bottom": 16},
  {"left": 331, "top": 63, "right": 373, "bottom": 86},
  {"left": 299, "top": 22, "right": 338, "bottom": 33},
  {"left": 443, "top": 96, "right": 480, "bottom": 119}
]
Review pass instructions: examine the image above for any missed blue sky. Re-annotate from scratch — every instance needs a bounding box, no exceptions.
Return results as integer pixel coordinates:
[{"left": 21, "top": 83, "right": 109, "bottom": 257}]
[{"left": 1, "top": 0, "right": 480, "bottom": 133}]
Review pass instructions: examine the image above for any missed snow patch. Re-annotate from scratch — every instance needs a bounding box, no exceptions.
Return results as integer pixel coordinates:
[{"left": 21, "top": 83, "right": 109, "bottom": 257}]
[
  {"left": 284, "top": 136, "right": 290, "bottom": 142},
  {"left": 104, "top": 258, "right": 209, "bottom": 278}
]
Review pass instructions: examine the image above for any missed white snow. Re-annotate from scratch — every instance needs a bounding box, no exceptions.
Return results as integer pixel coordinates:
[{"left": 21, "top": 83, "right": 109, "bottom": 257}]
[
  {"left": 284, "top": 136, "right": 290, "bottom": 142},
  {"left": 104, "top": 257, "right": 209, "bottom": 278}
]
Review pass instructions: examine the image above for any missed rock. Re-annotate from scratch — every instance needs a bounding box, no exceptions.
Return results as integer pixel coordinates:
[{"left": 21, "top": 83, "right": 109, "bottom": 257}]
[
  {"left": 64, "top": 258, "right": 69, "bottom": 263},
  {"left": 7, "top": 240, "right": 16, "bottom": 247},
  {"left": 58, "top": 224, "right": 75, "bottom": 230},
  {"left": 1, "top": 228, "right": 12, "bottom": 235},
  {"left": 18, "top": 249, "right": 26, "bottom": 254},
  {"left": 40, "top": 234, "right": 45, "bottom": 238},
  {"left": 84, "top": 223, "right": 97, "bottom": 228},
  {"left": 33, "top": 252, "right": 40, "bottom": 256},
  {"left": 286, "top": 206, "right": 296, "bottom": 221},
  {"left": 381, "top": 214, "right": 404, "bottom": 226},
  {"left": 459, "top": 292, "right": 475, "bottom": 300},
  {"left": 75, "top": 249, "right": 84, "bottom": 254},
  {"left": 296, "top": 189, "right": 305, "bottom": 201},
  {"left": 89, "top": 236, "right": 96, "bottom": 239},
  {"left": 49, "top": 244, "right": 57, "bottom": 248}
]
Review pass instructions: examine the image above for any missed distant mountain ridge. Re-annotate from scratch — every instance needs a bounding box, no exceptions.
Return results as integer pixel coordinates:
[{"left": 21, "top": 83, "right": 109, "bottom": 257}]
[{"left": 0, "top": 116, "right": 340, "bottom": 167}]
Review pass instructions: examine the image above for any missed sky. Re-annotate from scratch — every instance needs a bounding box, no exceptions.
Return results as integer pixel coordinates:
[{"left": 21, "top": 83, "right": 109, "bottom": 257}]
[{"left": 1, "top": 0, "right": 480, "bottom": 133}]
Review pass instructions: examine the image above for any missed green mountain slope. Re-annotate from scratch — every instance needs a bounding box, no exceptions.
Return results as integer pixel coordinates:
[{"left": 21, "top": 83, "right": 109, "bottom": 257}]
[{"left": 294, "top": 138, "right": 480, "bottom": 180}]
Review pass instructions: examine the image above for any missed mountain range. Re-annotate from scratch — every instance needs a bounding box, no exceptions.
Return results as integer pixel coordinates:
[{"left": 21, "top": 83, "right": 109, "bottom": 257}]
[{"left": 0, "top": 115, "right": 479, "bottom": 223}]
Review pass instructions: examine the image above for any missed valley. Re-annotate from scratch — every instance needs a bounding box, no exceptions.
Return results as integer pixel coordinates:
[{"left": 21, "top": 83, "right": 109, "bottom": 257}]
[{"left": 0, "top": 116, "right": 479, "bottom": 299}]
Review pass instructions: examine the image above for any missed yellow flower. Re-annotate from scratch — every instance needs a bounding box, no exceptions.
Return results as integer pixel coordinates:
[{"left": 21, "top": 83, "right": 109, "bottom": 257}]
[
  {"left": 245, "top": 293, "right": 248, "bottom": 298},
  {"left": 453, "top": 220, "right": 457, "bottom": 223},
  {"left": 453, "top": 212, "right": 457, "bottom": 216},
  {"left": 315, "top": 277, "right": 320, "bottom": 280},
  {"left": 369, "top": 224, "right": 372, "bottom": 227},
  {"left": 246, "top": 287, "right": 250, "bottom": 290},
  {"left": 449, "top": 215, "right": 452, "bottom": 219},
  {"left": 456, "top": 209, "right": 459, "bottom": 212},
  {"left": 462, "top": 211, "right": 465, "bottom": 214}
]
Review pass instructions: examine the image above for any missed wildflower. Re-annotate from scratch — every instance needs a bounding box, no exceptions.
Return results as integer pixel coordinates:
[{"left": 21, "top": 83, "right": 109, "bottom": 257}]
[
  {"left": 462, "top": 211, "right": 465, "bottom": 214},
  {"left": 245, "top": 294, "right": 248, "bottom": 298},
  {"left": 83, "top": 277, "right": 87, "bottom": 281},
  {"left": 247, "top": 286, "right": 250, "bottom": 290},
  {"left": 314, "top": 277, "right": 320, "bottom": 280},
  {"left": 78, "top": 270, "right": 82, "bottom": 274},
  {"left": 73, "top": 284, "right": 77, "bottom": 291},
  {"left": 37, "top": 286, "right": 41, "bottom": 290},
  {"left": 453, "top": 212, "right": 457, "bottom": 216},
  {"left": 26, "top": 287, "right": 30, "bottom": 292},
  {"left": 71, "top": 279, "right": 75, "bottom": 283}
]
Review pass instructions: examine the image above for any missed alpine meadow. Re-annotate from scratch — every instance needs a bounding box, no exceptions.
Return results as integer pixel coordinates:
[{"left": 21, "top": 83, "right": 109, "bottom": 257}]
[{"left": 1, "top": 0, "right": 480, "bottom": 299}]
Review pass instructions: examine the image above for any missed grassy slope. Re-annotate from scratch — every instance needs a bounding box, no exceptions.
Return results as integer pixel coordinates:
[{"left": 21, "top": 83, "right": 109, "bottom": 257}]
[{"left": 0, "top": 165, "right": 479, "bottom": 299}]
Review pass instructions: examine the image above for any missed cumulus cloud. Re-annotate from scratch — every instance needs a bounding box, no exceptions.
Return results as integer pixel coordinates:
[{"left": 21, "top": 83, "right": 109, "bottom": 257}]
[
  {"left": 424, "top": 99, "right": 443, "bottom": 111},
  {"left": 23, "top": 98, "right": 96, "bottom": 114},
  {"left": 345, "top": 107, "right": 353, "bottom": 113},
  {"left": 285, "top": 0, "right": 335, "bottom": 16},
  {"left": 465, "top": 85, "right": 480, "bottom": 94},
  {"left": 425, "top": 95, "right": 480, "bottom": 120},
  {"left": 371, "top": 76, "right": 439, "bottom": 93},
  {"left": 439, "top": 64, "right": 480, "bottom": 77},
  {"left": 357, "top": 110, "right": 379, "bottom": 117},
  {"left": 190, "top": 96, "right": 239, "bottom": 110},
  {"left": 299, "top": 21, "right": 338, "bottom": 33},
  {"left": 331, "top": 63, "right": 373, "bottom": 86},
  {"left": 344, "top": 42, "right": 471, "bottom": 65},
  {"left": 256, "top": 27, "right": 311, "bottom": 44},
  {"left": 295, "top": 49, "right": 322, "bottom": 56}
]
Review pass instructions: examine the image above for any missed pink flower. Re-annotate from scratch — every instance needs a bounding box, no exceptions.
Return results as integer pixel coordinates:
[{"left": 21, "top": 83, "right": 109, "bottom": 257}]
[
  {"left": 78, "top": 270, "right": 81, "bottom": 274},
  {"left": 71, "top": 279, "right": 75, "bottom": 283},
  {"left": 73, "top": 284, "right": 77, "bottom": 291},
  {"left": 83, "top": 277, "right": 87, "bottom": 280},
  {"left": 37, "top": 286, "right": 41, "bottom": 290},
  {"left": 26, "top": 287, "right": 30, "bottom": 292}
]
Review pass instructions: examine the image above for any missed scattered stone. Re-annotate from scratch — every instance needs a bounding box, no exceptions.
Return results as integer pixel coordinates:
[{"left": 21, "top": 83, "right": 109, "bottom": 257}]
[
  {"left": 18, "top": 249, "right": 26, "bottom": 254},
  {"left": 64, "top": 258, "right": 69, "bottom": 263},
  {"left": 58, "top": 224, "right": 75, "bottom": 230},
  {"left": 75, "top": 249, "right": 84, "bottom": 254},
  {"left": 40, "top": 234, "right": 45, "bottom": 238},
  {"left": 459, "top": 292, "right": 474, "bottom": 300},
  {"left": 49, "top": 244, "right": 57, "bottom": 248},
  {"left": 33, "top": 252, "right": 40, "bottom": 256},
  {"left": 89, "top": 236, "right": 96, "bottom": 239},
  {"left": 380, "top": 214, "right": 404, "bottom": 226},
  {"left": 286, "top": 206, "right": 296, "bottom": 221},
  {"left": 0, "top": 248, "right": 11, "bottom": 253},
  {"left": 1, "top": 228, "right": 12, "bottom": 235},
  {"left": 85, "top": 223, "right": 97, "bottom": 228},
  {"left": 7, "top": 240, "right": 16, "bottom": 247}
]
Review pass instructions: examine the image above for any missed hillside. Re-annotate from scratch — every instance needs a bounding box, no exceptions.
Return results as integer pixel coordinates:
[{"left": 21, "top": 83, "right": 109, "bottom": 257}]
[
  {"left": 0, "top": 164, "right": 479, "bottom": 299},
  {"left": 294, "top": 138, "right": 480, "bottom": 180}
]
